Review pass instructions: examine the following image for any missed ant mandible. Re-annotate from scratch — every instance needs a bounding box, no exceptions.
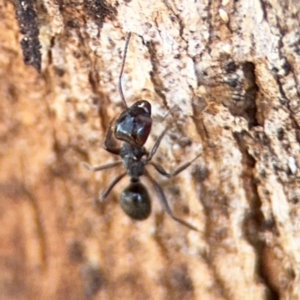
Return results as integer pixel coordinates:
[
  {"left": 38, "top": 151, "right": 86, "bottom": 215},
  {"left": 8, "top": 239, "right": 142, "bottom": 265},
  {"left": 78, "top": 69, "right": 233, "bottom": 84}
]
[{"left": 84, "top": 33, "right": 199, "bottom": 231}]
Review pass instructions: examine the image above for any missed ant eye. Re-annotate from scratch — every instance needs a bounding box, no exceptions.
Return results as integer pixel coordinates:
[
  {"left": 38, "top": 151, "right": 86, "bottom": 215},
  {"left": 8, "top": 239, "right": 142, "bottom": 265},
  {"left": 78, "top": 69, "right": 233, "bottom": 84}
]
[{"left": 120, "top": 182, "right": 151, "bottom": 220}]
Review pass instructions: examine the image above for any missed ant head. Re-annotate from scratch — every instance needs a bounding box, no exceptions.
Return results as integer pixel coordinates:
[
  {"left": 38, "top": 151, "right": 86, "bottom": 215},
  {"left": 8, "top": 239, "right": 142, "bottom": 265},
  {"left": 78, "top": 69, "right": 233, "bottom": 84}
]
[
  {"left": 130, "top": 100, "right": 151, "bottom": 115},
  {"left": 115, "top": 100, "right": 152, "bottom": 147},
  {"left": 120, "top": 181, "right": 151, "bottom": 220}
]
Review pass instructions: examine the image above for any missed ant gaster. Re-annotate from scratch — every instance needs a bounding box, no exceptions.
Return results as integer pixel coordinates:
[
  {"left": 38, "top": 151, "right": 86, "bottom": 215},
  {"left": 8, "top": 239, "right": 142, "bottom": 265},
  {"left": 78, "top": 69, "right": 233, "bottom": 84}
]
[{"left": 85, "top": 33, "right": 199, "bottom": 231}]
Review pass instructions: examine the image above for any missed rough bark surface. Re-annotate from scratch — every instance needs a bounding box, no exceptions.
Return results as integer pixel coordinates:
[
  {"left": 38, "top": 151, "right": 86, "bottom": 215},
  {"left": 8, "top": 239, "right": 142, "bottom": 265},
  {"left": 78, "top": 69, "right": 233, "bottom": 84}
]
[{"left": 1, "top": 1, "right": 300, "bottom": 299}]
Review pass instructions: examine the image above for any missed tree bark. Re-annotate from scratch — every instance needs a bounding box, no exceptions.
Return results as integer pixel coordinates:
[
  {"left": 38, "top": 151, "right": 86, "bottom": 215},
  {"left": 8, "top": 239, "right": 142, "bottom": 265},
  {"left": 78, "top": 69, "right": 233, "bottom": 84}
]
[{"left": 1, "top": 0, "right": 300, "bottom": 299}]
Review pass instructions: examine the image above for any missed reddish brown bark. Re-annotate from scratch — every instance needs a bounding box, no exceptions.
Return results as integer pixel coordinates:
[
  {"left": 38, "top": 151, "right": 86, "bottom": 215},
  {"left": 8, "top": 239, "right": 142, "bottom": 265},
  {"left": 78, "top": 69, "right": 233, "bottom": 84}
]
[{"left": 1, "top": 1, "right": 300, "bottom": 299}]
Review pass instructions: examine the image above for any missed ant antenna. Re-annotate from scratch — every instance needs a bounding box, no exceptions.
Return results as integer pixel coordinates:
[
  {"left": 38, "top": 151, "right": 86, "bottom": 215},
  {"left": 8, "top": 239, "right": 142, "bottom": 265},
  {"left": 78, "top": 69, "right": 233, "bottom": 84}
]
[{"left": 118, "top": 32, "right": 132, "bottom": 110}]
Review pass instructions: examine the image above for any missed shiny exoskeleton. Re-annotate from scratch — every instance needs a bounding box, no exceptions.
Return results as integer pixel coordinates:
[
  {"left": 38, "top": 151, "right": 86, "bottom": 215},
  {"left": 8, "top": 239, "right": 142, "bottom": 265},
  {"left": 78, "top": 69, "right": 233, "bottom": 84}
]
[
  {"left": 84, "top": 33, "right": 199, "bottom": 231},
  {"left": 114, "top": 100, "right": 152, "bottom": 148}
]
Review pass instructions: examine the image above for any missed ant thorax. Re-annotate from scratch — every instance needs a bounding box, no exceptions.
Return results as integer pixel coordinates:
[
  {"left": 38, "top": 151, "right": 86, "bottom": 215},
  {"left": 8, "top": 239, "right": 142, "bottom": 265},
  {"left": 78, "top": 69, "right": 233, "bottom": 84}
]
[{"left": 120, "top": 143, "right": 146, "bottom": 178}]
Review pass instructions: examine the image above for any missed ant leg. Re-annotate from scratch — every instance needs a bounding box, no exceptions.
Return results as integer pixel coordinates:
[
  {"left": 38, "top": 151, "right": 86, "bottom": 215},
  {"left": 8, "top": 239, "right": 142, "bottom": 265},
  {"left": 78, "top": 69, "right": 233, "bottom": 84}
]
[
  {"left": 104, "top": 122, "right": 121, "bottom": 155},
  {"left": 83, "top": 161, "right": 123, "bottom": 172},
  {"left": 149, "top": 154, "right": 200, "bottom": 178},
  {"left": 100, "top": 172, "right": 127, "bottom": 201},
  {"left": 146, "top": 128, "right": 168, "bottom": 162},
  {"left": 145, "top": 170, "right": 199, "bottom": 231}
]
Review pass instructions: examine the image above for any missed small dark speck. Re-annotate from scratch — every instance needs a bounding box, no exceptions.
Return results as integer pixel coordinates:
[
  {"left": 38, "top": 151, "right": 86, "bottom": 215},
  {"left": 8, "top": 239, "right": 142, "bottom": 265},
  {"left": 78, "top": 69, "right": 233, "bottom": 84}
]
[
  {"left": 225, "top": 61, "right": 237, "bottom": 73},
  {"left": 259, "top": 168, "right": 266, "bottom": 178},
  {"left": 279, "top": 98, "right": 288, "bottom": 105},
  {"left": 286, "top": 167, "right": 292, "bottom": 176},
  {"left": 169, "top": 186, "right": 181, "bottom": 197},
  {"left": 170, "top": 16, "right": 176, "bottom": 22},
  {"left": 262, "top": 218, "right": 275, "bottom": 231},
  {"left": 68, "top": 240, "right": 84, "bottom": 263},
  {"left": 145, "top": 22, "right": 152, "bottom": 29},
  {"left": 253, "top": 177, "right": 261, "bottom": 185},
  {"left": 81, "top": 264, "right": 105, "bottom": 298},
  {"left": 60, "top": 82, "right": 67, "bottom": 89},
  {"left": 181, "top": 204, "right": 190, "bottom": 215},
  {"left": 276, "top": 128, "right": 284, "bottom": 141},
  {"left": 55, "top": 67, "right": 65, "bottom": 77},
  {"left": 77, "top": 112, "right": 87, "bottom": 123},
  {"left": 295, "top": 48, "right": 300, "bottom": 56},
  {"left": 174, "top": 54, "right": 181, "bottom": 59},
  {"left": 226, "top": 79, "right": 238, "bottom": 88},
  {"left": 66, "top": 19, "right": 79, "bottom": 28},
  {"left": 282, "top": 61, "right": 291, "bottom": 75},
  {"left": 170, "top": 266, "right": 194, "bottom": 292},
  {"left": 73, "top": 51, "right": 82, "bottom": 59},
  {"left": 224, "top": 125, "right": 230, "bottom": 130},
  {"left": 192, "top": 165, "right": 209, "bottom": 182},
  {"left": 290, "top": 196, "right": 299, "bottom": 204},
  {"left": 201, "top": 70, "right": 208, "bottom": 76},
  {"left": 178, "top": 137, "right": 192, "bottom": 147},
  {"left": 261, "top": 134, "right": 269, "bottom": 146}
]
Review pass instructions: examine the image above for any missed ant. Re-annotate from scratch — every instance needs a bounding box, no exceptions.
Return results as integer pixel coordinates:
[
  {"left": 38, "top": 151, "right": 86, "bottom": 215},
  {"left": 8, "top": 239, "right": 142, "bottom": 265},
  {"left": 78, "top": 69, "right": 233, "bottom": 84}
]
[{"left": 84, "top": 33, "right": 199, "bottom": 231}]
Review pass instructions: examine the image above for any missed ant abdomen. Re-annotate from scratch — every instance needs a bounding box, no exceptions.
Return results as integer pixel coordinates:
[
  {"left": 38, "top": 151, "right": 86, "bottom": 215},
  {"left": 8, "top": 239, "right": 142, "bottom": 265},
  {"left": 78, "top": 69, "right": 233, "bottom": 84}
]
[
  {"left": 115, "top": 100, "right": 152, "bottom": 147},
  {"left": 120, "top": 181, "right": 151, "bottom": 220}
]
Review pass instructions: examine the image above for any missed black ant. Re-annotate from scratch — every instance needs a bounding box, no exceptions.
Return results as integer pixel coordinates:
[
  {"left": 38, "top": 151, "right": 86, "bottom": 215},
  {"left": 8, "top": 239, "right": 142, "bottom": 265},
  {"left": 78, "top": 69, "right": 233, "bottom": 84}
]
[{"left": 84, "top": 33, "right": 199, "bottom": 231}]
